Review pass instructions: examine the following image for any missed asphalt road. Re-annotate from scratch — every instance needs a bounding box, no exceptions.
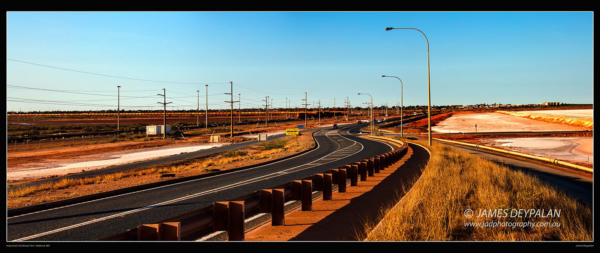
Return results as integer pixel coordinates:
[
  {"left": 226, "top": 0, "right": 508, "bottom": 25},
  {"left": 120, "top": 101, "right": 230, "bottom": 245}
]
[{"left": 8, "top": 124, "right": 394, "bottom": 241}]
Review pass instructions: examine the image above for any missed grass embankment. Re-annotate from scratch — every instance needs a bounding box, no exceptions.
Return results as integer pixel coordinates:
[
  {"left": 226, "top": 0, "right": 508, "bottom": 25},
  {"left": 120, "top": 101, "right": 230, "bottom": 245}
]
[
  {"left": 7, "top": 134, "right": 315, "bottom": 209},
  {"left": 363, "top": 140, "right": 592, "bottom": 241}
]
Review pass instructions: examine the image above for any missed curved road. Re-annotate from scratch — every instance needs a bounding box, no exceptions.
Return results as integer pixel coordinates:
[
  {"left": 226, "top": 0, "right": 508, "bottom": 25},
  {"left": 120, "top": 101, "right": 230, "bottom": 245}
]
[{"left": 8, "top": 124, "right": 394, "bottom": 241}]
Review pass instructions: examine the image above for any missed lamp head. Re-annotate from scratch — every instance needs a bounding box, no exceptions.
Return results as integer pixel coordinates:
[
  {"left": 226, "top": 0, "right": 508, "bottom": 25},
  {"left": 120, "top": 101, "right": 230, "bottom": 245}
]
[
  {"left": 385, "top": 27, "right": 393, "bottom": 31},
  {"left": 358, "top": 93, "right": 361, "bottom": 95},
  {"left": 381, "top": 75, "right": 386, "bottom": 77}
]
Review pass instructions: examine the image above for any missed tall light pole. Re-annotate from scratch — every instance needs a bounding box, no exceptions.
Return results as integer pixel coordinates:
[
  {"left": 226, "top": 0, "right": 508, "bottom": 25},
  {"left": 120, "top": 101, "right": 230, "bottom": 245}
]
[
  {"left": 205, "top": 84, "right": 208, "bottom": 129},
  {"left": 117, "top": 86, "right": 120, "bottom": 133},
  {"left": 238, "top": 93, "right": 241, "bottom": 123},
  {"left": 358, "top": 93, "right": 373, "bottom": 135},
  {"left": 385, "top": 26, "right": 432, "bottom": 146},
  {"left": 197, "top": 90, "right": 200, "bottom": 126},
  {"left": 382, "top": 75, "right": 404, "bottom": 137}
]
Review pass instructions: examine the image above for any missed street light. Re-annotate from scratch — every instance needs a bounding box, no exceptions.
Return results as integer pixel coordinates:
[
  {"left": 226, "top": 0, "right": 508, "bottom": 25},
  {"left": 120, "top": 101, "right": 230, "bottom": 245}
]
[
  {"left": 358, "top": 93, "right": 373, "bottom": 135},
  {"left": 385, "top": 27, "right": 432, "bottom": 146},
  {"left": 382, "top": 75, "right": 404, "bottom": 138}
]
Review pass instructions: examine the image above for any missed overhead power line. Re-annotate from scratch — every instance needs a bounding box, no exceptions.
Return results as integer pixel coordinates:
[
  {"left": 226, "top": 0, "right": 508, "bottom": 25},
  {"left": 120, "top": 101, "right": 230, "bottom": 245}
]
[
  {"left": 8, "top": 84, "right": 157, "bottom": 98},
  {"left": 7, "top": 58, "right": 229, "bottom": 85}
]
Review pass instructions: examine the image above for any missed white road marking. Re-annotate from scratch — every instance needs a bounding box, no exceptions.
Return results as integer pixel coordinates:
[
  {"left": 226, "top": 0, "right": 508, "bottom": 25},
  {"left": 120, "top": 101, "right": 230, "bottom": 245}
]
[{"left": 12, "top": 126, "right": 369, "bottom": 241}]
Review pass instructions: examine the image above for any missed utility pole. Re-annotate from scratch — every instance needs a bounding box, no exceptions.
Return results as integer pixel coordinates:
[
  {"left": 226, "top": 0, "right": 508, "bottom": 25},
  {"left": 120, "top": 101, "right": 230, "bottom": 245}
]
[
  {"left": 318, "top": 100, "right": 321, "bottom": 123},
  {"left": 302, "top": 92, "right": 309, "bottom": 127},
  {"left": 238, "top": 93, "right": 241, "bottom": 123},
  {"left": 117, "top": 86, "right": 120, "bottom": 133},
  {"left": 157, "top": 88, "right": 172, "bottom": 139},
  {"left": 205, "top": 84, "right": 208, "bottom": 129},
  {"left": 264, "top": 96, "right": 269, "bottom": 127},
  {"left": 197, "top": 90, "right": 200, "bottom": 126},
  {"left": 333, "top": 98, "right": 336, "bottom": 119},
  {"left": 224, "top": 81, "right": 238, "bottom": 138},
  {"left": 386, "top": 100, "right": 388, "bottom": 117},
  {"left": 347, "top": 97, "right": 350, "bottom": 121},
  {"left": 271, "top": 98, "right": 273, "bottom": 121},
  {"left": 285, "top": 97, "right": 288, "bottom": 119}
]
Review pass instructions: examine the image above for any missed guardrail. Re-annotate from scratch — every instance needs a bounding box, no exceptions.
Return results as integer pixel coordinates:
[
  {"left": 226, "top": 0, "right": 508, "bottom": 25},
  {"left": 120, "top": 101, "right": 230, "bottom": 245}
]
[
  {"left": 433, "top": 138, "right": 593, "bottom": 173},
  {"left": 101, "top": 138, "right": 409, "bottom": 241}
]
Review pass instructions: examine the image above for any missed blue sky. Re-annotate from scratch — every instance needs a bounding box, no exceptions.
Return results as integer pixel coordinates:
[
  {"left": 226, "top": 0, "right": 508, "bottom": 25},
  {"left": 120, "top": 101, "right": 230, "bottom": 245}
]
[{"left": 6, "top": 12, "right": 593, "bottom": 112}]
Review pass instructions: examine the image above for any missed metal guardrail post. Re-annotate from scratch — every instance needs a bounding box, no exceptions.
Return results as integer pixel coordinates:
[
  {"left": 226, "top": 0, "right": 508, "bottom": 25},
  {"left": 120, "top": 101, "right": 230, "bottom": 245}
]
[
  {"left": 323, "top": 173, "right": 333, "bottom": 200},
  {"left": 338, "top": 168, "right": 347, "bottom": 192},
  {"left": 301, "top": 180, "right": 313, "bottom": 211},
  {"left": 330, "top": 169, "right": 339, "bottom": 184},
  {"left": 350, "top": 164, "right": 359, "bottom": 186},
  {"left": 367, "top": 158, "right": 375, "bottom": 176},
  {"left": 160, "top": 222, "right": 181, "bottom": 241},
  {"left": 272, "top": 189, "right": 285, "bottom": 226},
  {"left": 137, "top": 224, "right": 160, "bottom": 241},
  {"left": 313, "top": 174, "right": 324, "bottom": 192},
  {"left": 213, "top": 202, "right": 230, "bottom": 232},
  {"left": 359, "top": 161, "right": 368, "bottom": 181},
  {"left": 374, "top": 156, "right": 381, "bottom": 173},
  {"left": 291, "top": 180, "right": 302, "bottom": 200},
  {"left": 228, "top": 201, "right": 245, "bottom": 241},
  {"left": 384, "top": 153, "right": 390, "bottom": 167},
  {"left": 259, "top": 189, "right": 273, "bottom": 213}
]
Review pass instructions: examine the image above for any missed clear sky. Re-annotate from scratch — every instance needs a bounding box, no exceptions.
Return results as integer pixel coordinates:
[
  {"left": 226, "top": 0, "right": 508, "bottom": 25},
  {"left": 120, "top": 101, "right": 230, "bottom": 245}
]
[{"left": 6, "top": 11, "right": 594, "bottom": 112}]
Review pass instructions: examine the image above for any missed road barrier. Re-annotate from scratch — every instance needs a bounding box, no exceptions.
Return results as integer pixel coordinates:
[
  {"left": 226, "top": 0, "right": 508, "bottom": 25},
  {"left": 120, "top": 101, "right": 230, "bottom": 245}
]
[
  {"left": 101, "top": 136, "right": 409, "bottom": 241},
  {"left": 433, "top": 138, "right": 593, "bottom": 173}
]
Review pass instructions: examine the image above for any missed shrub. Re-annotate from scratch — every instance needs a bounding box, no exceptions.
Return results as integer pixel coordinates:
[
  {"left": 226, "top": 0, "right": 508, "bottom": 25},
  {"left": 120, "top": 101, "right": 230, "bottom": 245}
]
[
  {"left": 263, "top": 139, "right": 287, "bottom": 150},
  {"left": 222, "top": 149, "right": 249, "bottom": 158}
]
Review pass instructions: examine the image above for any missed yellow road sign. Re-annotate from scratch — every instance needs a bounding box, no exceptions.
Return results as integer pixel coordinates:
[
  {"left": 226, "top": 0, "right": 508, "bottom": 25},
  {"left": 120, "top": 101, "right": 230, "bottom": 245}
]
[{"left": 286, "top": 128, "right": 300, "bottom": 135}]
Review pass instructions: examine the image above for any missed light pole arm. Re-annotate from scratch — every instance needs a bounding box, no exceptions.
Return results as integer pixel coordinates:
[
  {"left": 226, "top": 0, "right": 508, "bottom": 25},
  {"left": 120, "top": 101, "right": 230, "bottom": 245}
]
[{"left": 386, "top": 27, "right": 431, "bottom": 145}]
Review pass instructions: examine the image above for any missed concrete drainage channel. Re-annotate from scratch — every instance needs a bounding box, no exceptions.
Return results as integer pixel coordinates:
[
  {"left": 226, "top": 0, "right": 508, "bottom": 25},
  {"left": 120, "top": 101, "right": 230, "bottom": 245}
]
[{"left": 101, "top": 141, "right": 409, "bottom": 241}]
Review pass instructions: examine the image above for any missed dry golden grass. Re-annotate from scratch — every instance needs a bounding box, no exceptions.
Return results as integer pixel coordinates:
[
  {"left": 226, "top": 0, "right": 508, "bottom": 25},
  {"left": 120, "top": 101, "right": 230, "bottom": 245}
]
[
  {"left": 7, "top": 134, "right": 315, "bottom": 208},
  {"left": 364, "top": 140, "right": 592, "bottom": 241}
]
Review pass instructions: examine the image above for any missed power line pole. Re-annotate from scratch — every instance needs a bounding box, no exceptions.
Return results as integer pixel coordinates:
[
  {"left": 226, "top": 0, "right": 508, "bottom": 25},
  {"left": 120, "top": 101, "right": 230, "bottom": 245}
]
[
  {"left": 197, "top": 90, "right": 200, "bottom": 126},
  {"left": 263, "top": 96, "right": 269, "bottom": 127},
  {"left": 238, "top": 93, "right": 241, "bottom": 123},
  {"left": 157, "top": 88, "right": 172, "bottom": 139},
  {"left": 318, "top": 100, "right": 321, "bottom": 123},
  {"left": 117, "top": 86, "right": 120, "bottom": 133},
  {"left": 285, "top": 97, "right": 288, "bottom": 119},
  {"left": 224, "top": 81, "right": 238, "bottom": 138},
  {"left": 386, "top": 100, "right": 388, "bottom": 117},
  {"left": 333, "top": 98, "right": 336, "bottom": 119},
  {"left": 205, "top": 84, "right": 208, "bottom": 129},
  {"left": 347, "top": 97, "right": 350, "bottom": 121},
  {"left": 271, "top": 98, "right": 273, "bottom": 120},
  {"left": 302, "top": 92, "right": 309, "bottom": 127}
]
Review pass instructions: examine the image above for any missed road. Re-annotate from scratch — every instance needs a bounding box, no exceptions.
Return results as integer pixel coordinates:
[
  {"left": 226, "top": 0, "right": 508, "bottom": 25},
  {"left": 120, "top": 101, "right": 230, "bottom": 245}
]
[{"left": 8, "top": 124, "right": 395, "bottom": 241}]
